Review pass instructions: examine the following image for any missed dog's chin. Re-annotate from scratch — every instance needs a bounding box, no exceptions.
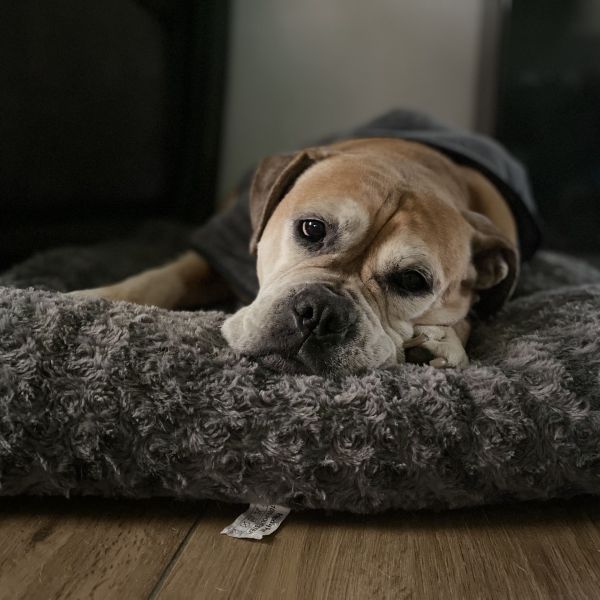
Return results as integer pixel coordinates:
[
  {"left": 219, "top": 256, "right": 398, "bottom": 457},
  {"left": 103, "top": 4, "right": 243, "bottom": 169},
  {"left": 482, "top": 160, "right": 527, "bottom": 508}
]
[
  {"left": 253, "top": 349, "right": 370, "bottom": 377},
  {"left": 256, "top": 353, "right": 311, "bottom": 374},
  {"left": 254, "top": 348, "right": 351, "bottom": 376}
]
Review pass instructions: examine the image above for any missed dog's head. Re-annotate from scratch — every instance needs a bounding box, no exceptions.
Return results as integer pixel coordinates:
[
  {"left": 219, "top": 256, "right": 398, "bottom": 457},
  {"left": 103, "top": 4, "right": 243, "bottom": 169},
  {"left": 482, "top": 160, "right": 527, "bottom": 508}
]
[{"left": 222, "top": 138, "right": 518, "bottom": 375}]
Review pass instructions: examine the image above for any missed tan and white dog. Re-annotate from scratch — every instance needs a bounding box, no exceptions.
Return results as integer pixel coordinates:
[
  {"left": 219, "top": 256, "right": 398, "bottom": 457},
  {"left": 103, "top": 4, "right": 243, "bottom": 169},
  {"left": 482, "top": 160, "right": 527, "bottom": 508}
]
[{"left": 73, "top": 137, "right": 521, "bottom": 375}]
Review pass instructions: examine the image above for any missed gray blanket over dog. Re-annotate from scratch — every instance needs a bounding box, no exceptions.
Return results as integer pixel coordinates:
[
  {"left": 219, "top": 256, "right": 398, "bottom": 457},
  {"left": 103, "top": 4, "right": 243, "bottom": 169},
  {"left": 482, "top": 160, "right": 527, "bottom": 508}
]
[{"left": 1, "top": 222, "right": 600, "bottom": 513}]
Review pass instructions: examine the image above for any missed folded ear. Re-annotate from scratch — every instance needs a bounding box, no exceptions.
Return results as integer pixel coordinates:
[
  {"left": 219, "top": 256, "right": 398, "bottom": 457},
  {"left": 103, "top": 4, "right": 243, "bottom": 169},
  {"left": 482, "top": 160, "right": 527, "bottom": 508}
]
[
  {"left": 249, "top": 148, "right": 331, "bottom": 254},
  {"left": 463, "top": 209, "right": 520, "bottom": 317},
  {"left": 455, "top": 165, "right": 520, "bottom": 317}
]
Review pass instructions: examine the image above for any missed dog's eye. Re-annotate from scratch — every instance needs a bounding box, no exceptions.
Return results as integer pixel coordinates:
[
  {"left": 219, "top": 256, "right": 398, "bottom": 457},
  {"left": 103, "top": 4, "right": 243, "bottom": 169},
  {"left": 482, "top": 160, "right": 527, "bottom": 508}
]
[
  {"left": 387, "top": 269, "right": 431, "bottom": 295},
  {"left": 298, "top": 219, "right": 326, "bottom": 243}
]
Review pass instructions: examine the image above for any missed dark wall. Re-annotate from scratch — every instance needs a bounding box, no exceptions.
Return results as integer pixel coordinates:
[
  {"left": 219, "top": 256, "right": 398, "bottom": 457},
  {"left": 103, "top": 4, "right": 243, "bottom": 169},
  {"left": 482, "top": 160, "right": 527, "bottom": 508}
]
[{"left": 0, "top": 0, "right": 228, "bottom": 268}]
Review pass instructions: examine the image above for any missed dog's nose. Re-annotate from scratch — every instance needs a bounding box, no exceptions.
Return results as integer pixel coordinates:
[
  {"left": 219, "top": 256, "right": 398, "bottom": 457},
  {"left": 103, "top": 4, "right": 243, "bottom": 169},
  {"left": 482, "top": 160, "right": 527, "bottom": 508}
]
[{"left": 292, "top": 285, "right": 356, "bottom": 338}]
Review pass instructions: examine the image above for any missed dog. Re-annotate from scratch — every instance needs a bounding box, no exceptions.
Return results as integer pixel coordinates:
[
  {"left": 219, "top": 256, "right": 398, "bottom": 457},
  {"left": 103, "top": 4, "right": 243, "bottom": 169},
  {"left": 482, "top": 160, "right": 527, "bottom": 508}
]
[{"left": 73, "top": 111, "right": 540, "bottom": 375}]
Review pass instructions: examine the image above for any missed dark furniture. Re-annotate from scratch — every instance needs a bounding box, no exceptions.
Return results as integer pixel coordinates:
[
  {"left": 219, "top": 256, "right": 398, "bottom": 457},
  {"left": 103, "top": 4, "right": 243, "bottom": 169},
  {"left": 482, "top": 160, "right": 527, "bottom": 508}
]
[
  {"left": 495, "top": 0, "right": 600, "bottom": 255},
  {"left": 0, "top": 0, "right": 229, "bottom": 269}
]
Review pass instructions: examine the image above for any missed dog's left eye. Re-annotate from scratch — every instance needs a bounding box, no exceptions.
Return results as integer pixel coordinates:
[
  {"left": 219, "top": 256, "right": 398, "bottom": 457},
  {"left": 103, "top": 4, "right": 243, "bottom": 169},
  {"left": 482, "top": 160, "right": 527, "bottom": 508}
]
[
  {"left": 298, "top": 219, "right": 326, "bottom": 243},
  {"left": 387, "top": 269, "right": 431, "bottom": 295}
]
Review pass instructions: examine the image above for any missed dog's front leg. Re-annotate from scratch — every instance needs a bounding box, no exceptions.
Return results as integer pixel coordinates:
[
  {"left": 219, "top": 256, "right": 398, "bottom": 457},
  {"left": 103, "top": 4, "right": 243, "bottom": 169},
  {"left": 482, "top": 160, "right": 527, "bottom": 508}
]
[
  {"left": 69, "top": 251, "right": 231, "bottom": 309},
  {"left": 405, "top": 320, "right": 470, "bottom": 368}
]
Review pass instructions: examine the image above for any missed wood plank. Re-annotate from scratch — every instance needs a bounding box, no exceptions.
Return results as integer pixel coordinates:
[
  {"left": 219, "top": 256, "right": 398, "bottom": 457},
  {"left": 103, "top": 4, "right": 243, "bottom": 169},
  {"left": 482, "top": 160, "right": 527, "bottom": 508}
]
[
  {"left": 155, "top": 497, "right": 600, "bottom": 600},
  {"left": 0, "top": 497, "right": 201, "bottom": 600}
]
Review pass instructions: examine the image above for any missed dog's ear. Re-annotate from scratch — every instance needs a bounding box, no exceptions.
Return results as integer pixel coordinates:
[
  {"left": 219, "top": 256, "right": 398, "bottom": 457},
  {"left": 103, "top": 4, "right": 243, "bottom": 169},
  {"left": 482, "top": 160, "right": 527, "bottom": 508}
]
[
  {"left": 249, "top": 148, "right": 330, "bottom": 254},
  {"left": 456, "top": 166, "right": 520, "bottom": 317},
  {"left": 463, "top": 209, "right": 519, "bottom": 317}
]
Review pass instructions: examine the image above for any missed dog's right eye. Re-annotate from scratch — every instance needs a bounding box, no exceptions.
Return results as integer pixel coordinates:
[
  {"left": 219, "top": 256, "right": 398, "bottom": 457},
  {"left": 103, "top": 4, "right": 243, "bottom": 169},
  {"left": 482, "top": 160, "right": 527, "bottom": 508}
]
[
  {"left": 386, "top": 269, "right": 432, "bottom": 295},
  {"left": 298, "top": 219, "right": 327, "bottom": 243}
]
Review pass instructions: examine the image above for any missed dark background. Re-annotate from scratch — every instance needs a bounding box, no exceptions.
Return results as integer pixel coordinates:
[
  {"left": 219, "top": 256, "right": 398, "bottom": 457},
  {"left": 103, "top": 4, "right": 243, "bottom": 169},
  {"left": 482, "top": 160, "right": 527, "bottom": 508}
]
[
  {"left": 0, "top": 0, "right": 228, "bottom": 269},
  {"left": 495, "top": 0, "right": 600, "bottom": 255},
  {"left": 0, "top": 1, "right": 598, "bottom": 270}
]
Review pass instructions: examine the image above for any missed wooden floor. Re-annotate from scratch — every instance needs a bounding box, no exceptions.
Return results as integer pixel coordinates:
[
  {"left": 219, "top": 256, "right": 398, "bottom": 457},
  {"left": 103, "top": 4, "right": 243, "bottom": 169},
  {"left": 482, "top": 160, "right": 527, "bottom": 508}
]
[{"left": 1, "top": 496, "right": 600, "bottom": 599}]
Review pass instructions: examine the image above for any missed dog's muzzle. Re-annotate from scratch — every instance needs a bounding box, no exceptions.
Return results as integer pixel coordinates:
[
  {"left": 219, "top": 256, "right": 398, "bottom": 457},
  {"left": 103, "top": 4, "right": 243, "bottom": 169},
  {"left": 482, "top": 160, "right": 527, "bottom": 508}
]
[
  {"left": 260, "top": 284, "right": 359, "bottom": 373},
  {"left": 293, "top": 284, "right": 357, "bottom": 344}
]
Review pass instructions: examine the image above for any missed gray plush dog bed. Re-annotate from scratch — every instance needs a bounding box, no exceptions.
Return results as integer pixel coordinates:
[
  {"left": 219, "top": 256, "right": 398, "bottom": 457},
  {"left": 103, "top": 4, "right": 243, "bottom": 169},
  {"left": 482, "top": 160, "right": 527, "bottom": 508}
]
[{"left": 1, "top": 222, "right": 600, "bottom": 513}]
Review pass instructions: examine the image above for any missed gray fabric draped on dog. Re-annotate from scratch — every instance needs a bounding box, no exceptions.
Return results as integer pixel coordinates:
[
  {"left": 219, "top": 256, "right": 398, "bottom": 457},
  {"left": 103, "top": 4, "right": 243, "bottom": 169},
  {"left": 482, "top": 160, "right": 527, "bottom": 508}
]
[{"left": 1, "top": 222, "right": 599, "bottom": 512}]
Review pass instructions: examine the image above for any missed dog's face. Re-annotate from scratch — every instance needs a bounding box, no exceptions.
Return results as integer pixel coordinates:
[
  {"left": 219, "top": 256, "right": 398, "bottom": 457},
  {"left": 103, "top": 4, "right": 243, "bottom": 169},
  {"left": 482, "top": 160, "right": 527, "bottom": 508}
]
[{"left": 223, "top": 139, "right": 517, "bottom": 375}]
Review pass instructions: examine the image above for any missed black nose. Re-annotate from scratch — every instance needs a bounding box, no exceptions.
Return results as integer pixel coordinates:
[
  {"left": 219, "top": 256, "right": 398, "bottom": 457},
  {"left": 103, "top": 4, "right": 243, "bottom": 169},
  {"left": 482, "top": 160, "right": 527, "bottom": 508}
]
[{"left": 292, "top": 285, "right": 356, "bottom": 338}]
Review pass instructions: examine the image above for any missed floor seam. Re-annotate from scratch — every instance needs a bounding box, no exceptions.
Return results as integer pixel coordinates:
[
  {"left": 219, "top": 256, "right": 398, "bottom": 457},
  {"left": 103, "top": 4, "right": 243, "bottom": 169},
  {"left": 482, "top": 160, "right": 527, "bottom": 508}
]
[{"left": 147, "top": 508, "right": 204, "bottom": 600}]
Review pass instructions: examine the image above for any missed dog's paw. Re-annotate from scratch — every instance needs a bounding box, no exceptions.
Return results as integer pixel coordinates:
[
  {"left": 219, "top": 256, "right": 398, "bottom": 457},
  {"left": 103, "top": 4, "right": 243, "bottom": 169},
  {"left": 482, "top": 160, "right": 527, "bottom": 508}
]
[{"left": 406, "top": 325, "right": 469, "bottom": 368}]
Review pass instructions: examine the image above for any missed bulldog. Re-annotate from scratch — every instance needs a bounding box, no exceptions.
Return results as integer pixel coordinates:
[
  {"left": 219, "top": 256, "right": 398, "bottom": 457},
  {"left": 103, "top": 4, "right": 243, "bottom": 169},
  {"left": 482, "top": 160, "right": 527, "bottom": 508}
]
[{"left": 73, "top": 111, "right": 540, "bottom": 375}]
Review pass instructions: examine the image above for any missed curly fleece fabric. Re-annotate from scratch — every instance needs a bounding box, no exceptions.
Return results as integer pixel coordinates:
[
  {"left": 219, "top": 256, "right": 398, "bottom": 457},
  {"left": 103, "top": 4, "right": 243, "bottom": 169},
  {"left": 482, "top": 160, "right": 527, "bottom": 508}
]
[{"left": 1, "top": 222, "right": 600, "bottom": 513}]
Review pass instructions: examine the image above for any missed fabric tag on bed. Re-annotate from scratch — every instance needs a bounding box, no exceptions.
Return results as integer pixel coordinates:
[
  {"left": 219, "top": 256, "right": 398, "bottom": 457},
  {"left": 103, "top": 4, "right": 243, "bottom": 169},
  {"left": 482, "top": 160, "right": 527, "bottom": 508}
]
[{"left": 221, "top": 504, "right": 290, "bottom": 540}]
